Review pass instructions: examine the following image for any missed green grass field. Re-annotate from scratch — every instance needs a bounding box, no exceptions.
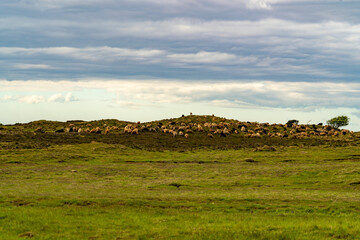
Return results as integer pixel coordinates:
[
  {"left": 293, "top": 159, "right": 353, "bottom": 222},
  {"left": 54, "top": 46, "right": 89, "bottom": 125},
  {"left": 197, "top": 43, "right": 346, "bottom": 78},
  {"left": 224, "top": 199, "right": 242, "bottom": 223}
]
[{"left": 1, "top": 118, "right": 360, "bottom": 239}]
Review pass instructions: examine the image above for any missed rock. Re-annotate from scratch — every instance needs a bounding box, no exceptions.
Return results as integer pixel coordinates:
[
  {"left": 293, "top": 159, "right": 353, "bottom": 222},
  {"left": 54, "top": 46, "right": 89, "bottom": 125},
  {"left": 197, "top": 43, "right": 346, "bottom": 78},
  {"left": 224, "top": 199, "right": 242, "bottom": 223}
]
[{"left": 55, "top": 128, "right": 64, "bottom": 133}]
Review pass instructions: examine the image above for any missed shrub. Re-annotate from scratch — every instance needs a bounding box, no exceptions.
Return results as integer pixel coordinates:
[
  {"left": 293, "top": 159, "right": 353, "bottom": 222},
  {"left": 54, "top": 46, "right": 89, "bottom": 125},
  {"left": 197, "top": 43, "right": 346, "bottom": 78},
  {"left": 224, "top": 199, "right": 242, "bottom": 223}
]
[
  {"left": 286, "top": 120, "right": 299, "bottom": 127},
  {"left": 327, "top": 115, "right": 349, "bottom": 129}
]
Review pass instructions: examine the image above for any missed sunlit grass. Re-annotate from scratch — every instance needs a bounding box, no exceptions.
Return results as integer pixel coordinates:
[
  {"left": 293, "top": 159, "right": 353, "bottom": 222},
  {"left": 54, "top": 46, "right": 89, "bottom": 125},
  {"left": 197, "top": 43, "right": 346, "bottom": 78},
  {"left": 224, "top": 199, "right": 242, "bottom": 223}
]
[{"left": 1, "top": 142, "right": 360, "bottom": 239}]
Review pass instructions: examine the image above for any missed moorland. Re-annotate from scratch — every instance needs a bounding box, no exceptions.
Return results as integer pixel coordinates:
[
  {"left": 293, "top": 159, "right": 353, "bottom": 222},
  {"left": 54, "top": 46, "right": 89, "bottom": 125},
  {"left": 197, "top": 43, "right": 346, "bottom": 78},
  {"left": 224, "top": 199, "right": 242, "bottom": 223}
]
[{"left": 1, "top": 115, "right": 360, "bottom": 239}]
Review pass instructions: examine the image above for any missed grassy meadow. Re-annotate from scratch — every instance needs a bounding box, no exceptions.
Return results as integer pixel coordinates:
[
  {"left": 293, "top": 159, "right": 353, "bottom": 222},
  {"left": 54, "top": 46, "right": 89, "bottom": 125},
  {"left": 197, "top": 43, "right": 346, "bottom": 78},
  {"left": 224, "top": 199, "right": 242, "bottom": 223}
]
[{"left": 1, "top": 117, "right": 360, "bottom": 239}]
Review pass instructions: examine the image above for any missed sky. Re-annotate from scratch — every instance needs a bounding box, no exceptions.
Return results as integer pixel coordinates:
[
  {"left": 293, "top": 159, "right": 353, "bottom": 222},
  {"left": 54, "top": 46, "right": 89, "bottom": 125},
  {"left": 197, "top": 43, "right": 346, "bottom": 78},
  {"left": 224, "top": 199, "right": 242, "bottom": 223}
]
[{"left": 1, "top": 0, "right": 360, "bottom": 130}]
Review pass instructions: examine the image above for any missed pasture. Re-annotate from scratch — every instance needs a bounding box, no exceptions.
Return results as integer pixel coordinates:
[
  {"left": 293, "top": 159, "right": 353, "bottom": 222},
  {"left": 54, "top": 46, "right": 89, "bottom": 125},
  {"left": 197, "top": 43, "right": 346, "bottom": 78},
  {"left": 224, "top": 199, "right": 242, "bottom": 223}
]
[{"left": 1, "top": 116, "right": 360, "bottom": 239}]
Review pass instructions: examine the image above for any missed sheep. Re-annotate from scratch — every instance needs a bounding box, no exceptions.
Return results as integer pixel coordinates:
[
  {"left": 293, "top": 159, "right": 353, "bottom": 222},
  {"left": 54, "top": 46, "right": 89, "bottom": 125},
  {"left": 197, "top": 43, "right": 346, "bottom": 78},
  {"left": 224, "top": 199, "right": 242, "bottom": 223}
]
[
  {"left": 178, "top": 126, "right": 186, "bottom": 131},
  {"left": 173, "top": 131, "right": 178, "bottom": 137},
  {"left": 131, "top": 128, "right": 139, "bottom": 134},
  {"left": 207, "top": 133, "right": 214, "bottom": 138},
  {"left": 124, "top": 126, "right": 130, "bottom": 133},
  {"left": 179, "top": 131, "right": 184, "bottom": 136},
  {"left": 90, "top": 127, "right": 101, "bottom": 134},
  {"left": 251, "top": 133, "right": 261, "bottom": 138},
  {"left": 215, "top": 129, "right": 222, "bottom": 135},
  {"left": 276, "top": 133, "right": 283, "bottom": 137},
  {"left": 184, "top": 133, "right": 189, "bottom": 138}
]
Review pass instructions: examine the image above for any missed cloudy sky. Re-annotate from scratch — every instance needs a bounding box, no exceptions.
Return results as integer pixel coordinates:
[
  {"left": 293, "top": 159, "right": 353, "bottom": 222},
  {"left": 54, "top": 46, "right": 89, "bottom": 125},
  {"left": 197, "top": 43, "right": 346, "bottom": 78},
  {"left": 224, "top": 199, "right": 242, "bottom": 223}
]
[{"left": 1, "top": 0, "right": 360, "bottom": 129}]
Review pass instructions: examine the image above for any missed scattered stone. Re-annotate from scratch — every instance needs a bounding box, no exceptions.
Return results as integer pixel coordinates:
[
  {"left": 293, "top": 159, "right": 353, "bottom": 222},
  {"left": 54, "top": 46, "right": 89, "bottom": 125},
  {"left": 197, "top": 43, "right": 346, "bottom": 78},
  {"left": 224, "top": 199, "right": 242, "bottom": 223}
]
[
  {"left": 169, "top": 183, "right": 182, "bottom": 188},
  {"left": 19, "top": 232, "right": 35, "bottom": 238},
  {"left": 245, "top": 158, "right": 258, "bottom": 163},
  {"left": 55, "top": 128, "right": 64, "bottom": 133},
  {"left": 349, "top": 181, "right": 360, "bottom": 185}
]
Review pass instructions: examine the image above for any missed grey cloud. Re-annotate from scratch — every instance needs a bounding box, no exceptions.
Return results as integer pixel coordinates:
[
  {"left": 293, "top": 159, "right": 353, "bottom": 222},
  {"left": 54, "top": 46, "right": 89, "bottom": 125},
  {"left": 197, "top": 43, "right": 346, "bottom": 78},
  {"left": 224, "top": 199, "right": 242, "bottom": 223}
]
[
  {"left": 1, "top": 1, "right": 359, "bottom": 84},
  {"left": 3, "top": 17, "right": 360, "bottom": 60},
  {"left": 0, "top": 46, "right": 342, "bottom": 80}
]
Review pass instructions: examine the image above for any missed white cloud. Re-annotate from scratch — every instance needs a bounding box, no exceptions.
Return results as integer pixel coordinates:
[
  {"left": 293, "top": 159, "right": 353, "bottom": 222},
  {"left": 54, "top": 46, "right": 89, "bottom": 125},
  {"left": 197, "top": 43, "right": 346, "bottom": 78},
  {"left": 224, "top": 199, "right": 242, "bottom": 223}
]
[
  {"left": 3, "top": 95, "right": 13, "bottom": 101},
  {"left": 245, "top": 0, "right": 273, "bottom": 9},
  {"left": 13, "top": 64, "right": 54, "bottom": 70},
  {"left": 167, "top": 51, "right": 238, "bottom": 64},
  {"left": 0, "top": 47, "right": 254, "bottom": 65},
  {"left": 48, "top": 93, "right": 64, "bottom": 102},
  {"left": 65, "top": 93, "right": 75, "bottom": 102},
  {"left": 48, "top": 93, "right": 76, "bottom": 103},
  {"left": 1, "top": 92, "right": 76, "bottom": 104},
  {"left": 19, "top": 95, "right": 45, "bottom": 104}
]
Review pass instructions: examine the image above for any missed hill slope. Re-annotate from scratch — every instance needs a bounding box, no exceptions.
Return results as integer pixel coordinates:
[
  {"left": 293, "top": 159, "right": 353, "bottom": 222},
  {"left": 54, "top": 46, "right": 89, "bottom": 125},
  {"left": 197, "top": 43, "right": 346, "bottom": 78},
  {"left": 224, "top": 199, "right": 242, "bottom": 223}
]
[{"left": 0, "top": 115, "right": 358, "bottom": 150}]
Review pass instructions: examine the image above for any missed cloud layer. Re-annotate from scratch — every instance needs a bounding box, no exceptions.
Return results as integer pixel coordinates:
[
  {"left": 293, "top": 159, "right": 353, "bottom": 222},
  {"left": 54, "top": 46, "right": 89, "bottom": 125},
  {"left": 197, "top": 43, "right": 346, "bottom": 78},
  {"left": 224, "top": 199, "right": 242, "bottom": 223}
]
[
  {"left": 2, "top": 79, "right": 360, "bottom": 109},
  {"left": 1, "top": 15, "right": 360, "bottom": 81}
]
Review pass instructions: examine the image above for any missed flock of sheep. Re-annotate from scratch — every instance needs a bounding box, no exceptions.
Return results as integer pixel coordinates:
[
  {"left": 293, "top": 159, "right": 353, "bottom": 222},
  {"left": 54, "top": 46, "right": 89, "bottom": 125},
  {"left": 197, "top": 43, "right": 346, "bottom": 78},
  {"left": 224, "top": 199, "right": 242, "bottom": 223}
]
[{"left": 46, "top": 115, "right": 353, "bottom": 139}]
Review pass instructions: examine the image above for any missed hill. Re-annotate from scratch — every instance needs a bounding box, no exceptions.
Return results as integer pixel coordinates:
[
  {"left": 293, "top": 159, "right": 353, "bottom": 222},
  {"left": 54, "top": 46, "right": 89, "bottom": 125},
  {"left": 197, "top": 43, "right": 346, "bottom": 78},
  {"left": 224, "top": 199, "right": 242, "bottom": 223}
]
[{"left": 0, "top": 115, "right": 358, "bottom": 150}]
